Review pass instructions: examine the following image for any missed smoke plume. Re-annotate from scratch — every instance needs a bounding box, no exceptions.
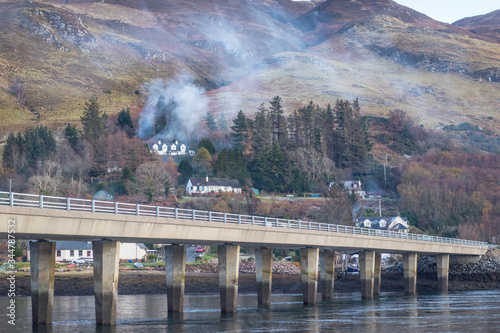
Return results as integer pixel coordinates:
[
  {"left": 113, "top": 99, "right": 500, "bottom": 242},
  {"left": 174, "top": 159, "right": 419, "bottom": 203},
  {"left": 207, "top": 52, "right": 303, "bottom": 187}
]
[{"left": 137, "top": 74, "right": 208, "bottom": 143}]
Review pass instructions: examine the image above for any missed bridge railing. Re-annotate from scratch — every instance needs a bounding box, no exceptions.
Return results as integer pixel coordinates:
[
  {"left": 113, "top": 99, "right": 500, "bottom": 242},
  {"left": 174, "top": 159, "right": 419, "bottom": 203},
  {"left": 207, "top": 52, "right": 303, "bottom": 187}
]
[{"left": 0, "top": 191, "right": 488, "bottom": 247}]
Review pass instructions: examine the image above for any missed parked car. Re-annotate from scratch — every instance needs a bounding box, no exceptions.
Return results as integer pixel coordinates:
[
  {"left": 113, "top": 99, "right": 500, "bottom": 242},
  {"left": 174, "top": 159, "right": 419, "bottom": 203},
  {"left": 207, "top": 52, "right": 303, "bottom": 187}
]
[
  {"left": 71, "top": 257, "right": 93, "bottom": 265},
  {"left": 196, "top": 246, "right": 204, "bottom": 253}
]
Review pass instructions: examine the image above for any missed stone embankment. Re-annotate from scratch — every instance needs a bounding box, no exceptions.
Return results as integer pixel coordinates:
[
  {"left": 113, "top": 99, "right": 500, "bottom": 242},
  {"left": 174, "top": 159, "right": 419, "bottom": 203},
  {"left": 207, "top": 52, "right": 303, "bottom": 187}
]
[
  {"left": 384, "top": 248, "right": 500, "bottom": 277},
  {"left": 185, "top": 262, "right": 301, "bottom": 274}
]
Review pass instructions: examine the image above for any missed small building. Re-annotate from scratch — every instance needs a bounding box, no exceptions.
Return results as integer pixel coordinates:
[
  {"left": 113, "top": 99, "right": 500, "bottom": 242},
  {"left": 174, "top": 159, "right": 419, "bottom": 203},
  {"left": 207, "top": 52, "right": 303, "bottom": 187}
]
[
  {"left": 186, "top": 176, "right": 242, "bottom": 195},
  {"left": 93, "top": 190, "right": 114, "bottom": 201},
  {"left": 356, "top": 216, "right": 409, "bottom": 233},
  {"left": 150, "top": 140, "right": 195, "bottom": 157},
  {"left": 329, "top": 180, "right": 366, "bottom": 198},
  {"left": 27, "top": 241, "right": 148, "bottom": 262}
]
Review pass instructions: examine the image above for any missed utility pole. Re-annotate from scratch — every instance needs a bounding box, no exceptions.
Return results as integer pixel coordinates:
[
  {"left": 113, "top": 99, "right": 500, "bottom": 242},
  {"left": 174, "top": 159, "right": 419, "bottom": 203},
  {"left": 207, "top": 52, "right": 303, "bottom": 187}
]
[
  {"left": 9, "top": 179, "right": 12, "bottom": 193},
  {"left": 384, "top": 154, "right": 387, "bottom": 188},
  {"left": 379, "top": 198, "right": 382, "bottom": 217}
]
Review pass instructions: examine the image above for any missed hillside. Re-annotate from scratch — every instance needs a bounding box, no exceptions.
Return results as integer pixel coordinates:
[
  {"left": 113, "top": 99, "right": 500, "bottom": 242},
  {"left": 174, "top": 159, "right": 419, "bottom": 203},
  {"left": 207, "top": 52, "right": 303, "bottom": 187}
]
[
  {"left": 0, "top": 0, "right": 499, "bottom": 135},
  {"left": 453, "top": 10, "right": 500, "bottom": 44}
]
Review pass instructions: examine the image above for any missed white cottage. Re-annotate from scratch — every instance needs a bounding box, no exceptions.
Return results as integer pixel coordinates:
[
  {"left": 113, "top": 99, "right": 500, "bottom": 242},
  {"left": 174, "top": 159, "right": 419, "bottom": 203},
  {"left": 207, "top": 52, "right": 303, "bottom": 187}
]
[
  {"left": 356, "top": 216, "right": 409, "bottom": 233},
  {"left": 150, "top": 140, "right": 195, "bottom": 157},
  {"left": 186, "top": 176, "right": 242, "bottom": 195}
]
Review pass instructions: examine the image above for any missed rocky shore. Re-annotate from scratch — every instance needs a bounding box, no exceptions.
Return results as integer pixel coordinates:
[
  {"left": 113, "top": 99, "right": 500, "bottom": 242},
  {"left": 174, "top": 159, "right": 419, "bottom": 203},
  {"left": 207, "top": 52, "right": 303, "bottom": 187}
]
[{"left": 2, "top": 249, "right": 500, "bottom": 297}]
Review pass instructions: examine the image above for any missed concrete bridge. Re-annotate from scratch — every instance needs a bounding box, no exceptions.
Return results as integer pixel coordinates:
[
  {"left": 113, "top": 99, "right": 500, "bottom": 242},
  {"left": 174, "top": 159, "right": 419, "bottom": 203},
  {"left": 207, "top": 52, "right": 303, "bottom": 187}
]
[{"left": 0, "top": 192, "right": 488, "bottom": 326}]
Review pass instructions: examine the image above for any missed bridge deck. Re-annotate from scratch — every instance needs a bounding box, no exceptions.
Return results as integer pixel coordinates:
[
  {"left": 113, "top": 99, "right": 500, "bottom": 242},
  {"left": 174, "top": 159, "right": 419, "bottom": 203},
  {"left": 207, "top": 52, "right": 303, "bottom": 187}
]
[{"left": 0, "top": 191, "right": 487, "bottom": 256}]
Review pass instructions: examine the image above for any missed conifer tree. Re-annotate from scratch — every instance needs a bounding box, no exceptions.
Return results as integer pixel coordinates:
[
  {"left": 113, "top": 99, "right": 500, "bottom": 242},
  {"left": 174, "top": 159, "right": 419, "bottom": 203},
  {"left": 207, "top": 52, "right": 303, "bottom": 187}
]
[
  {"left": 269, "top": 96, "right": 288, "bottom": 147},
  {"left": 230, "top": 110, "right": 249, "bottom": 150},
  {"left": 205, "top": 112, "right": 218, "bottom": 133},
  {"left": 81, "top": 97, "right": 107, "bottom": 145}
]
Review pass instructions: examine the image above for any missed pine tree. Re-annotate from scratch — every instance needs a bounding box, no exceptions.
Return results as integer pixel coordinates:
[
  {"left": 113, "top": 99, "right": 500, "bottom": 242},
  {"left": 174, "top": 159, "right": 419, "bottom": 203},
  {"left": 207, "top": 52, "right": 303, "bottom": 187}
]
[
  {"left": 2, "top": 132, "right": 24, "bottom": 171},
  {"left": 205, "top": 112, "right": 218, "bottom": 133},
  {"left": 64, "top": 124, "right": 80, "bottom": 152},
  {"left": 81, "top": 97, "right": 107, "bottom": 145},
  {"left": 218, "top": 113, "right": 228, "bottom": 132},
  {"left": 251, "top": 103, "right": 272, "bottom": 161},
  {"left": 177, "top": 159, "right": 194, "bottom": 184},
  {"left": 269, "top": 96, "right": 288, "bottom": 147},
  {"left": 117, "top": 108, "right": 134, "bottom": 129},
  {"left": 230, "top": 110, "right": 249, "bottom": 150},
  {"left": 197, "top": 137, "right": 216, "bottom": 155}
]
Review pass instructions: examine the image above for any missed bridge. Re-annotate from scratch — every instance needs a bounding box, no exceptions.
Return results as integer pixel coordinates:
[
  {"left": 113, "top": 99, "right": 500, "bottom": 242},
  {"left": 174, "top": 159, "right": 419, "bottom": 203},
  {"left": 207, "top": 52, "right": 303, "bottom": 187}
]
[{"left": 0, "top": 191, "right": 488, "bottom": 325}]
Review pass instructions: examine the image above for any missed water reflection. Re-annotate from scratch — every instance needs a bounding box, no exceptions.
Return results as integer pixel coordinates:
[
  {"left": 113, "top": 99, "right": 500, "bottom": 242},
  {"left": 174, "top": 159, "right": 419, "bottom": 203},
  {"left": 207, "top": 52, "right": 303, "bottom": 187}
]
[{"left": 2, "top": 291, "right": 500, "bottom": 332}]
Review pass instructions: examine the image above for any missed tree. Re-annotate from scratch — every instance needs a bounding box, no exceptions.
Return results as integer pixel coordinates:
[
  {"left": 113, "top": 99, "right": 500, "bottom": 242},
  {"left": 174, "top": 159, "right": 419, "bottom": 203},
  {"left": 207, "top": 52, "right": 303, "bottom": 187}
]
[
  {"left": 269, "top": 96, "right": 288, "bottom": 147},
  {"left": 117, "top": 107, "right": 134, "bottom": 138},
  {"left": 251, "top": 103, "right": 272, "bottom": 161},
  {"left": 177, "top": 160, "right": 194, "bottom": 185},
  {"left": 205, "top": 112, "right": 218, "bottom": 133},
  {"left": 231, "top": 110, "right": 249, "bottom": 150},
  {"left": 198, "top": 137, "right": 216, "bottom": 155},
  {"left": 23, "top": 126, "right": 57, "bottom": 171},
  {"left": 64, "top": 124, "right": 81, "bottom": 152},
  {"left": 218, "top": 113, "right": 228, "bottom": 132},
  {"left": 117, "top": 108, "right": 134, "bottom": 129},
  {"left": 192, "top": 147, "right": 213, "bottom": 175},
  {"left": 81, "top": 97, "right": 107, "bottom": 145},
  {"left": 134, "top": 161, "right": 173, "bottom": 203},
  {"left": 2, "top": 132, "right": 24, "bottom": 171}
]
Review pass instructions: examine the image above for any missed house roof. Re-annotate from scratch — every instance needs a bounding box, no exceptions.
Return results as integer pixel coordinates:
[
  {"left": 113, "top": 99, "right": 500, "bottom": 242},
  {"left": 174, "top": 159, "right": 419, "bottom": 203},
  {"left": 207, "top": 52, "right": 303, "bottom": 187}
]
[
  {"left": 188, "top": 177, "right": 241, "bottom": 188},
  {"left": 55, "top": 241, "right": 93, "bottom": 250},
  {"left": 358, "top": 216, "right": 408, "bottom": 223}
]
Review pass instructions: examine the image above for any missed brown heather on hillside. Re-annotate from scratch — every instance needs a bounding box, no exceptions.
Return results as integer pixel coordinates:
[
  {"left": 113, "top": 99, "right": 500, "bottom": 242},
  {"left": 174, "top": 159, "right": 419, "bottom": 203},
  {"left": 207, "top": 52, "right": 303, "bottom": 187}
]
[{"left": 0, "top": 0, "right": 498, "bottom": 136}]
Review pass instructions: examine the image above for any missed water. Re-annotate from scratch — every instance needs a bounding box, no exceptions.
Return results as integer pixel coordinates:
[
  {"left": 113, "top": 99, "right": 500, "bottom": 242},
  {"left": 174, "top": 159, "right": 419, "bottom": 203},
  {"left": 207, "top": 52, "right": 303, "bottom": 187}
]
[{"left": 1, "top": 290, "right": 500, "bottom": 332}]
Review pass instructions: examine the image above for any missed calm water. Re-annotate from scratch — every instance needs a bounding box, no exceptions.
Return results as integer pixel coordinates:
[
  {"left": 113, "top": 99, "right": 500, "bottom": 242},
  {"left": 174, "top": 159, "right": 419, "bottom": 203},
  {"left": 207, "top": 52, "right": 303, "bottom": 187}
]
[{"left": 1, "top": 290, "right": 500, "bottom": 332}]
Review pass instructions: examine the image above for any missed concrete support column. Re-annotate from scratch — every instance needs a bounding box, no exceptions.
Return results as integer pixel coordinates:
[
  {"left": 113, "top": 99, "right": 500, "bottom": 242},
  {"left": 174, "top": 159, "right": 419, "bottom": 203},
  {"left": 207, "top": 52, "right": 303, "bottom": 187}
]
[
  {"left": 93, "top": 240, "right": 120, "bottom": 325},
  {"left": 359, "top": 250, "right": 375, "bottom": 299},
  {"left": 436, "top": 254, "right": 450, "bottom": 292},
  {"left": 165, "top": 245, "right": 186, "bottom": 312},
  {"left": 218, "top": 244, "right": 240, "bottom": 313},
  {"left": 300, "top": 247, "right": 319, "bottom": 305},
  {"left": 255, "top": 248, "right": 273, "bottom": 307},
  {"left": 374, "top": 253, "right": 382, "bottom": 296},
  {"left": 319, "top": 250, "right": 335, "bottom": 301},
  {"left": 403, "top": 253, "right": 418, "bottom": 295},
  {"left": 30, "top": 241, "right": 56, "bottom": 324}
]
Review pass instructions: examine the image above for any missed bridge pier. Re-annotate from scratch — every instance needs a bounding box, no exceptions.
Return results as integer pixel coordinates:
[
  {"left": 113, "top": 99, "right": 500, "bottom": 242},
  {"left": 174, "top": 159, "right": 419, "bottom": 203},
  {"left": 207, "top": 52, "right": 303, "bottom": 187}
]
[
  {"left": 319, "top": 250, "right": 335, "bottom": 301},
  {"left": 218, "top": 244, "right": 240, "bottom": 313},
  {"left": 374, "top": 253, "right": 382, "bottom": 296},
  {"left": 30, "top": 240, "right": 56, "bottom": 324},
  {"left": 300, "top": 247, "right": 319, "bottom": 305},
  {"left": 359, "top": 250, "right": 375, "bottom": 299},
  {"left": 436, "top": 254, "right": 450, "bottom": 292},
  {"left": 255, "top": 248, "right": 273, "bottom": 308},
  {"left": 403, "top": 253, "right": 417, "bottom": 295},
  {"left": 165, "top": 245, "right": 186, "bottom": 312},
  {"left": 92, "top": 240, "right": 120, "bottom": 325}
]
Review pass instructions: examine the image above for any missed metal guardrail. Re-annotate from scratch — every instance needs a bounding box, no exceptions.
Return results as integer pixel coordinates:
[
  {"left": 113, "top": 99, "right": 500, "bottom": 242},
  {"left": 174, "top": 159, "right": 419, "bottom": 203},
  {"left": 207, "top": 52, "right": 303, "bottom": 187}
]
[{"left": 0, "top": 191, "right": 488, "bottom": 247}]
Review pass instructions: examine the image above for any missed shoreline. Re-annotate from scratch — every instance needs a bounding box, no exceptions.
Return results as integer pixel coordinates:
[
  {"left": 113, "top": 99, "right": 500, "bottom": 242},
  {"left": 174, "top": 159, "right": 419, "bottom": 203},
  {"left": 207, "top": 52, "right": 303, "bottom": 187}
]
[{"left": 2, "top": 269, "right": 500, "bottom": 297}]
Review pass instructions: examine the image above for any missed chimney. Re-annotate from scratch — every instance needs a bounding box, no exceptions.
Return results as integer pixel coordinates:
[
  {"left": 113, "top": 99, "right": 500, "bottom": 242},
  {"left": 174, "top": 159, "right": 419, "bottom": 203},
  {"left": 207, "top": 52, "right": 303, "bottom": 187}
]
[
  {"left": 206, "top": 176, "right": 208, "bottom": 182},
  {"left": 158, "top": 140, "right": 161, "bottom": 145},
  {"left": 175, "top": 140, "right": 179, "bottom": 145}
]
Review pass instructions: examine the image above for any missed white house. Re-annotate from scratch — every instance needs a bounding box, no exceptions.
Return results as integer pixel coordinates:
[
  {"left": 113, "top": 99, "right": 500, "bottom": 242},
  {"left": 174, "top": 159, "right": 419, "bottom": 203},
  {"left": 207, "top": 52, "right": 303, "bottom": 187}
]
[
  {"left": 329, "top": 180, "right": 366, "bottom": 198},
  {"left": 27, "top": 241, "right": 148, "bottom": 262},
  {"left": 150, "top": 140, "right": 195, "bottom": 157},
  {"left": 356, "top": 216, "right": 409, "bottom": 233},
  {"left": 186, "top": 176, "right": 242, "bottom": 195}
]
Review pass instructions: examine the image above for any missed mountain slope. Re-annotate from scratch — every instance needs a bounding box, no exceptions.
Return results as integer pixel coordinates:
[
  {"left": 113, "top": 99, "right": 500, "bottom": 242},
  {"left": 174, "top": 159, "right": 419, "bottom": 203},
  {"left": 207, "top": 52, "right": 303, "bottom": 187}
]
[
  {"left": 0, "top": 0, "right": 498, "bottom": 135},
  {"left": 453, "top": 10, "right": 500, "bottom": 44}
]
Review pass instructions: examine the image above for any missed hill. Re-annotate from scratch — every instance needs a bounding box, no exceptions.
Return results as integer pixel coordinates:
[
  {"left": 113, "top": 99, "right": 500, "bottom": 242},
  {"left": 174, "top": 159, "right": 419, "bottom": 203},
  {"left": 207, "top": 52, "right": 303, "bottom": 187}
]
[{"left": 0, "top": 0, "right": 498, "bottom": 136}]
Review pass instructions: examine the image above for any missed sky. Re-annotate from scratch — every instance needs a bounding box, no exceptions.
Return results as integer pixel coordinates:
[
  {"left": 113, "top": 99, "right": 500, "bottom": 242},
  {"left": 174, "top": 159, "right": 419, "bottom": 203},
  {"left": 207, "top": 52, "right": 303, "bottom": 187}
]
[{"left": 394, "top": 0, "right": 499, "bottom": 24}]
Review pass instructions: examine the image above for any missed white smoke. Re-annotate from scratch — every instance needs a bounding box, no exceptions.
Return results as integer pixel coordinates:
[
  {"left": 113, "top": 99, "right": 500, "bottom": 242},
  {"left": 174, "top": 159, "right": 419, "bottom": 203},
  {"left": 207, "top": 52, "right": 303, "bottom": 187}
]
[{"left": 137, "top": 74, "right": 208, "bottom": 142}]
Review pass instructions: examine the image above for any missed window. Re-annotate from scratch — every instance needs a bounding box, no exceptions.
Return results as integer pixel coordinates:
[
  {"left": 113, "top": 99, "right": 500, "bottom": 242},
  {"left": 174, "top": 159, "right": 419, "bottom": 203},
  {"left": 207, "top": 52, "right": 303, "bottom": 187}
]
[
  {"left": 79, "top": 250, "right": 83, "bottom": 256},
  {"left": 57, "top": 250, "right": 61, "bottom": 257},
  {"left": 70, "top": 250, "right": 74, "bottom": 257},
  {"left": 87, "top": 251, "right": 91, "bottom": 257}
]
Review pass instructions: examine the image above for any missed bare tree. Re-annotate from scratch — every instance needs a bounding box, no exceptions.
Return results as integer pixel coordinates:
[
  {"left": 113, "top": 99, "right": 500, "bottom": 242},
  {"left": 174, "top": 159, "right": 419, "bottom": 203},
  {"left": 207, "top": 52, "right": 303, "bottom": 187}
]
[
  {"left": 291, "top": 148, "right": 337, "bottom": 182},
  {"left": 133, "top": 160, "right": 174, "bottom": 203},
  {"left": 28, "top": 175, "right": 62, "bottom": 196},
  {"left": 9, "top": 78, "right": 26, "bottom": 106}
]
